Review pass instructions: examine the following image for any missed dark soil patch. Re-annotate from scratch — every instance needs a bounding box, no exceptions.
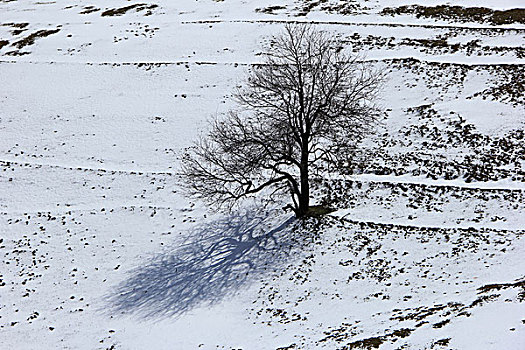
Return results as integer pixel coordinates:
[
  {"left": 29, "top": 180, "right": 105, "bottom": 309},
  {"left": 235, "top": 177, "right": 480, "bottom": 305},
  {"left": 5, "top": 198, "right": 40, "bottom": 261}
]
[{"left": 0, "top": 40, "right": 9, "bottom": 50}]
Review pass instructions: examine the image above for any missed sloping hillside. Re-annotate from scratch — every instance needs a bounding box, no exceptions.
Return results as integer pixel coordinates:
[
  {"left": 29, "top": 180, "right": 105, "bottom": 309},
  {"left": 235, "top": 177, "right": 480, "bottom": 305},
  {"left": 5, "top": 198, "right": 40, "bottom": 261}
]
[{"left": 1, "top": 1, "right": 524, "bottom": 349}]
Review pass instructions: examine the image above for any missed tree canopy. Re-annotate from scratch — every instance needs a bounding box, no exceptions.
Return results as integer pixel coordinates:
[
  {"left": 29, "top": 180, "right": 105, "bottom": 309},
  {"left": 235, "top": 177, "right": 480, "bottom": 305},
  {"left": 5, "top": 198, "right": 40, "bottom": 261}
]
[{"left": 182, "top": 24, "right": 384, "bottom": 217}]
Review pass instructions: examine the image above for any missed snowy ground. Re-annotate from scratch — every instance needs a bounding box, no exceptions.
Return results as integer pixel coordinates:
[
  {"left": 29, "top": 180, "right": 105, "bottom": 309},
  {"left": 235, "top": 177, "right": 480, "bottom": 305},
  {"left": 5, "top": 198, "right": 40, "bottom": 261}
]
[{"left": 1, "top": 1, "right": 524, "bottom": 349}]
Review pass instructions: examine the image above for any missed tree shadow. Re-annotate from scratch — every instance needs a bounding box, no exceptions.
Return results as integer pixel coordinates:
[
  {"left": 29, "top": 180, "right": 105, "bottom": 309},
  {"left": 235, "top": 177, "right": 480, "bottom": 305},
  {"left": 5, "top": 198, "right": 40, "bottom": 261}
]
[{"left": 106, "top": 209, "right": 296, "bottom": 319}]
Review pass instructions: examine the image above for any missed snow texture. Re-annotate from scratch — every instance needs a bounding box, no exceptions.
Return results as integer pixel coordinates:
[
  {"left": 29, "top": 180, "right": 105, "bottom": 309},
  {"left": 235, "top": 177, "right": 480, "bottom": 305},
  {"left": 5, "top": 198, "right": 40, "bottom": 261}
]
[{"left": 1, "top": 0, "right": 524, "bottom": 349}]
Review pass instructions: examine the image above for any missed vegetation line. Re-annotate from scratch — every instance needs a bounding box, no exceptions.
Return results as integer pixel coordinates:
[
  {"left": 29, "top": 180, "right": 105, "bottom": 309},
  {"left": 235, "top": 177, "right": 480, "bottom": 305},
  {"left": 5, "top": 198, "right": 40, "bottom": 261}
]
[
  {"left": 181, "top": 18, "right": 525, "bottom": 31},
  {"left": 1, "top": 204, "right": 178, "bottom": 217},
  {"left": 337, "top": 216, "right": 524, "bottom": 232},
  {"left": 0, "top": 58, "right": 522, "bottom": 67},
  {"left": 3, "top": 158, "right": 521, "bottom": 192},
  {"left": 0, "top": 159, "right": 174, "bottom": 176},
  {"left": 333, "top": 175, "right": 525, "bottom": 192}
]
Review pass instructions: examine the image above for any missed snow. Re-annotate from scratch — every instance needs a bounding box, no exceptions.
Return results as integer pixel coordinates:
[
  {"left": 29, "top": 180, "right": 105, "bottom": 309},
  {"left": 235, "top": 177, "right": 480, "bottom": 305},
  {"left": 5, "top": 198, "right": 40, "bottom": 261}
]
[{"left": 1, "top": 0, "right": 524, "bottom": 349}]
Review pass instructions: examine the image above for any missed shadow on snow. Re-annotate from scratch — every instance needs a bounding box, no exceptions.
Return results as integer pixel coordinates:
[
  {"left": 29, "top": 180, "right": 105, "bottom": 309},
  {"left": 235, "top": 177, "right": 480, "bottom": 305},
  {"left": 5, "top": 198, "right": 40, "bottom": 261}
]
[{"left": 107, "top": 209, "right": 296, "bottom": 319}]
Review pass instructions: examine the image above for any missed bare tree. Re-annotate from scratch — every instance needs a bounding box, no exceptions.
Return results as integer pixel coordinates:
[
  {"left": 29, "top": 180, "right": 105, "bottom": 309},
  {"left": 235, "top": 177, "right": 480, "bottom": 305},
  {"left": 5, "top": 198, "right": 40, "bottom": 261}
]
[{"left": 182, "top": 24, "right": 384, "bottom": 218}]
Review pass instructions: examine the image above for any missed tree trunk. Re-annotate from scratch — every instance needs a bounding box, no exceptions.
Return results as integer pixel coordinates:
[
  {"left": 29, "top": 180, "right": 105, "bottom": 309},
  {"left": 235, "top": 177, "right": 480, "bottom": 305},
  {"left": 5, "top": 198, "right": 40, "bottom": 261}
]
[{"left": 297, "top": 149, "right": 310, "bottom": 218}]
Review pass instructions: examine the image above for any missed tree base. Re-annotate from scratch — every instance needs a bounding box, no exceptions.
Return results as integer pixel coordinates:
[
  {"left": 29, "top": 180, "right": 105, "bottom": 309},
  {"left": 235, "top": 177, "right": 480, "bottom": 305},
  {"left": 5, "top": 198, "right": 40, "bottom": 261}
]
[{"left": 301, "top": 205, "right": 336, "bottom": 218}]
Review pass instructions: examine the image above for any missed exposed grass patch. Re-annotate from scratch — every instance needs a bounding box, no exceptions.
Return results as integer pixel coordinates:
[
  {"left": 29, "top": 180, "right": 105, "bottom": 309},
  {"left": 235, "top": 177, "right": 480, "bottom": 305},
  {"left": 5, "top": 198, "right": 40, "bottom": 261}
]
[
  {"left": 381, "top": 5, "right": 525, "bottom": 25},
  {"left": 2, "top": 22, "right": 29, "bottom": 36},
  {"left": 10, "top": 28, "right": 60, "bottom": 49},
  {"left": 1, "top": 22, "right": 29, "bottom": 28},
  {"left": 344, "top": 33, "right": 524, "bottom": 59},
  {"left": 298, "top": 0, "right": 328, "bottom": 16},
  {"left": 478, "top": 278, "right": 525, "bottom": 293},
  {"left": 478, "top": 278, "right": 525, "bottom": 301},
  {"left": 322, "top": 91, "right": 525, "bottom": 183},
  {"left": 79, "top": 5, "right": 100, "bottom": 15},
  {"left": 433, "top": 338, "right": 451, "bottom": 347},
  {"left": 296, "top": 0, "right": 363, "bottom": 16},
  {"left": 469, "top": 293, "right": 500, "bottom": 307},
  {"left": 101, "top": 3, "right": 158, "bottom": 17},
  {"left": 391, "top": 328, "right": 413, "bottom": 338},
  {"left": 5, "top": 50, "right": 29, "bottom": 56},
  {"left": 432, "top": 318, "right": 451, "bottom": 328},
  {"left": 345, "top": 328, "right": 414, "bottom": 349},
  {"left": 255, "top": 5, "right": 286, "bottom": 15},
  {"left": 470, "top": 65, "right": 524, "bottom": 106},
  {"left": 11, "top": 29, "right": 27, "bottom": 36},
  {"left": 391, "top": 303, "right": 451, "bottom": 322},
  {"left": 346, "top": 335, "right": 385, "bottom": 349},
  {"left": 276, "top": 344, "right": 297, "bottom": 350},
  {"left": 492, "top": 9, "right": 525, "bottom": 25}
]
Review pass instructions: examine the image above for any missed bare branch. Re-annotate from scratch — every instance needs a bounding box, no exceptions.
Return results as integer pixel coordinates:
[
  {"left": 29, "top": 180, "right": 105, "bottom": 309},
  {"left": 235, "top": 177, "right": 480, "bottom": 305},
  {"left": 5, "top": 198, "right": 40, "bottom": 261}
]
[{"left": 181, "top": 23, "right": 385, "bottom": 217}]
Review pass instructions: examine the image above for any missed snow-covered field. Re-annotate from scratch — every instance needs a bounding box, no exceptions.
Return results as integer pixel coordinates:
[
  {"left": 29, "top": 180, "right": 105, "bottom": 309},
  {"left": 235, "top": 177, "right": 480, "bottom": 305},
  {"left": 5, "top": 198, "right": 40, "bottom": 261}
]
[{"left": 1, "top": 1, "right": 524, "bottom": 349}]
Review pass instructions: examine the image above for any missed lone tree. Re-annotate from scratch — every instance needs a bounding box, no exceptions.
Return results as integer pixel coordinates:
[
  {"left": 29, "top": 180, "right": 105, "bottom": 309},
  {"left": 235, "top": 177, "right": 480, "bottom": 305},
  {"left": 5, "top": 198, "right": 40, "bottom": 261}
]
[{"left": 182, "top": 24, "right": 384, "bottom": 217}]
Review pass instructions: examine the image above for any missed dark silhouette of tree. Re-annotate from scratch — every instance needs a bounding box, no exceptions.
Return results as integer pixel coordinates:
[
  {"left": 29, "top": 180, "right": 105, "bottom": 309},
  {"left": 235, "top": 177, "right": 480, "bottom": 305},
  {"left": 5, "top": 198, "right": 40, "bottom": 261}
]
[{"left": 182, "top": 24, "right": 384, "bottom": 217}]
